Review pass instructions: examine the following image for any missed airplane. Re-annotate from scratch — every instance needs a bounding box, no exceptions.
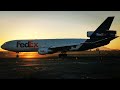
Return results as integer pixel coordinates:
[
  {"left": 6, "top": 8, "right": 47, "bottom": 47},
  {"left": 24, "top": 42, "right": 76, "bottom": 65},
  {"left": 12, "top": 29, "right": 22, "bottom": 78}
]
[{"left": 1, "top": 16, "right": 118, "bottom": 58}]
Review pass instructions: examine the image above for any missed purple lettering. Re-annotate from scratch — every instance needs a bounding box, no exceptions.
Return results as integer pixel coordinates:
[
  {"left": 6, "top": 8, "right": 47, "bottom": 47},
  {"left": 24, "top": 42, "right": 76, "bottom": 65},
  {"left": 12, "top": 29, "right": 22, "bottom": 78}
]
[{"left": 16, "top": 41, "right": 38, "bottom": 48}]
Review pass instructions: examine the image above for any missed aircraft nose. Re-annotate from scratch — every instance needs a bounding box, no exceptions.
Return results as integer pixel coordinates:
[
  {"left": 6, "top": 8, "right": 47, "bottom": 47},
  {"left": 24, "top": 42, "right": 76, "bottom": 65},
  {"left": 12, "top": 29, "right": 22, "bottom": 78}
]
[{"left": 1, "top": 43, "right": 6, "bottom": 50}]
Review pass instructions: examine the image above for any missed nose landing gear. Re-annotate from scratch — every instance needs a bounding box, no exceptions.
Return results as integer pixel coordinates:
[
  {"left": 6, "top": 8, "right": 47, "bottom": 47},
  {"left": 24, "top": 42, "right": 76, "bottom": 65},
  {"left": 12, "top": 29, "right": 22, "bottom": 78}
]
[{"left": 16, "top": 52, "right": 19, "bottom": 58}]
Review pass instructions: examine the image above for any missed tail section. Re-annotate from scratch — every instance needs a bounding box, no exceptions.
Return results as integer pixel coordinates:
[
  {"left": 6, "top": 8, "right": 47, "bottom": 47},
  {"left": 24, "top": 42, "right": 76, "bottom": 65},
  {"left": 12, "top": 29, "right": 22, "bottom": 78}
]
[
  {"left": 79, "top": 16, "right": 118, "bottom": 51},
  {"left": 87, "top": 16, "right": 117, "bottom": 39}
]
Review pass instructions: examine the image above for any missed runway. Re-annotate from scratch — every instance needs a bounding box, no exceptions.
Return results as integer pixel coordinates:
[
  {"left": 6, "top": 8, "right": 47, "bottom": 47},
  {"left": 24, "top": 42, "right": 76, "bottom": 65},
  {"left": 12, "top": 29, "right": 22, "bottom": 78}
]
[{"left": 0, "top": 56, "right": 120, "bottom": 79}]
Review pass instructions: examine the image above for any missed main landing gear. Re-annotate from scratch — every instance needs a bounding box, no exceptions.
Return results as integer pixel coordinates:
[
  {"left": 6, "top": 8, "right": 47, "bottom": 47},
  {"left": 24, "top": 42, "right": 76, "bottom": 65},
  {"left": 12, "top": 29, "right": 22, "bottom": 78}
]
[
  {"left": 59, "top": 51, "right": 67, "bottom": 58},
  {"left": 96, "top": 48, "right": 100, "bottom": 56}
]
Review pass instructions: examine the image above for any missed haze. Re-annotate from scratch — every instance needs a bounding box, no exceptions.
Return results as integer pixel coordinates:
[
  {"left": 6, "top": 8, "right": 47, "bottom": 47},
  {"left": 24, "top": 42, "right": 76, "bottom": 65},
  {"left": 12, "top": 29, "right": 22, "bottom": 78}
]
[{"left": 0, "top": 11, "right": 120, "bottom": 51}]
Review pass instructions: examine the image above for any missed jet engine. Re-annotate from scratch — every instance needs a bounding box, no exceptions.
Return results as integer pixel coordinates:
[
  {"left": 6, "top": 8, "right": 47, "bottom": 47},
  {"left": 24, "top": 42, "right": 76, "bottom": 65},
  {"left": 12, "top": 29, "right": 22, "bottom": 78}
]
[
  {"left": 87, "top": 31, "right": 107, "bottom": 37},
  {"left": 38, "top": 48, "right": 53, "bottom": 55},
  {"left": 87, "top": 30, "right": 116, "bottom": 38}
]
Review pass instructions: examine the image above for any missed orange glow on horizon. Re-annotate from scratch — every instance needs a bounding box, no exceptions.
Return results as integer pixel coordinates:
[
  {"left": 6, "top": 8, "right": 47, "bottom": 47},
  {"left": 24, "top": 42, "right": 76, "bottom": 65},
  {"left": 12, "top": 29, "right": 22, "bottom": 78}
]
[
  {"left": 19, "top": 52, "right": 51, "bottom": 59},
  {"left": 20, "top": 52, "right": 40, "bottom": 58}
]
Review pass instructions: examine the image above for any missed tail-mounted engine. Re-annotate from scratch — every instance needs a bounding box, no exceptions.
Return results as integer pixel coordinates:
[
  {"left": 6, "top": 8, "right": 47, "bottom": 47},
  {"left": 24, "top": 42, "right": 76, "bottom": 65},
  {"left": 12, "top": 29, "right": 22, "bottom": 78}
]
[{"left": 87, "top": 30, "right": 116, "bottom": 39}]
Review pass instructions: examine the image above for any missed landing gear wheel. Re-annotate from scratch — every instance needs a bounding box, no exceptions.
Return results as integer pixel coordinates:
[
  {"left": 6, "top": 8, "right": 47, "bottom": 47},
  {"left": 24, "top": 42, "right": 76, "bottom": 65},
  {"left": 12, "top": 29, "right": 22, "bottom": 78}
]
[
  {"left": 16, "top": 54, "right": 19, "bottom": 58},
  {"left": 16, "top": 52, "right": 19, "bottom": 58}
]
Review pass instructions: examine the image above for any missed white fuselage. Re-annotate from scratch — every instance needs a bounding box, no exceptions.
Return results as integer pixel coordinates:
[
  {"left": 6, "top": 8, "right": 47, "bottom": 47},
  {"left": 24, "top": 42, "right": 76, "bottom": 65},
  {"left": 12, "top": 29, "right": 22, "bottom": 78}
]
[{"left": 1, "top": 39, "right": 87, "bottom": 52}]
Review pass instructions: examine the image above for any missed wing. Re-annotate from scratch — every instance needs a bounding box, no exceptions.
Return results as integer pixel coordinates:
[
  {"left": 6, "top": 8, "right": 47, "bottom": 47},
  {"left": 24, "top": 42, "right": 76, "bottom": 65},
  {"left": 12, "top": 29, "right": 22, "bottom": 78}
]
[
  {"left": 49, "top": 36, "right": 118, "bottom": 52},
  {"left": 49, "top": 43, "right": 83, "bottom": 52}
]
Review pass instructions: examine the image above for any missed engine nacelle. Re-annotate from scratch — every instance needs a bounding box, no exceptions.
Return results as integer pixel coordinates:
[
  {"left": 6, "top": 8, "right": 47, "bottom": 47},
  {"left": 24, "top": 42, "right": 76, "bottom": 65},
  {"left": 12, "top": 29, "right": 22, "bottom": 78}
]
[
  {"left": 87, "top": 30, "right": 116, "bottom": 38},
  {"left": 38, "top": 48, "right": 53, "bottom": 55},
  {"left": 87, "top": 31, "right": 106, "bottom": 37}
]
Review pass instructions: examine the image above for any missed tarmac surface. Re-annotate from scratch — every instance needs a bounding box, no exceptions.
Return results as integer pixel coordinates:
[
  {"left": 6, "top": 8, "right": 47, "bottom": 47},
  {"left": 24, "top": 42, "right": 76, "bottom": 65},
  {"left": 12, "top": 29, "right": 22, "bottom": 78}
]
[{"left": 0, "top": 56, "right": 120, "bottom": 79}]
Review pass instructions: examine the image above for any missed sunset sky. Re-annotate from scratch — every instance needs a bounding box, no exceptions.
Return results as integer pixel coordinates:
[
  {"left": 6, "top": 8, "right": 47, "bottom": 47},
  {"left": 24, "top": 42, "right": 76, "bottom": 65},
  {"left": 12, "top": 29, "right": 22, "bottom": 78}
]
[{"left": 0, "top": 11, "right": 120, "bottom": 51}]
